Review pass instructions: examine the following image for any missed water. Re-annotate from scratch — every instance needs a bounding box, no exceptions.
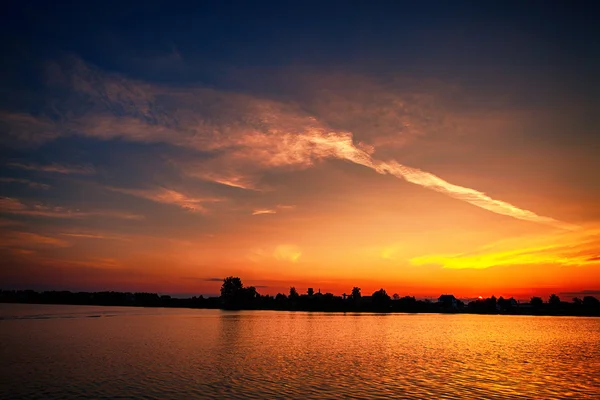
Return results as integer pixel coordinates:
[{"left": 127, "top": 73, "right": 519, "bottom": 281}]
[{"left": 1, "top": 304, "right": 599, "bottom": 399}]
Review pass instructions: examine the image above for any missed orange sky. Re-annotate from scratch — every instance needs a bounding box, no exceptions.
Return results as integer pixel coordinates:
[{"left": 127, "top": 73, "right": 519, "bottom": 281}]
[
  {"left": 1, "top": 62, "right": 599, "bottom": 300},
  {"left": 2, "top": 4, "right": 600, "bottom": 300}
]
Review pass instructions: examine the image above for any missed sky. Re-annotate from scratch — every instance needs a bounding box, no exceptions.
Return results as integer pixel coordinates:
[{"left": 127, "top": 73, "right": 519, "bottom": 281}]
[{"left": 1, "top": 1, "right": 600, "bottom": 299}]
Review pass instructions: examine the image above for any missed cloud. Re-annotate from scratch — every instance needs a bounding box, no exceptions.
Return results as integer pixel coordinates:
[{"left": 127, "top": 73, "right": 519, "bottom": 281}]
[
  {"left": 411, "top": 227, "right": 600, "bottom": 269},
  {"left": 60, "top": 232, "right": 131, "bottom": 241},
  {"left": 276, "top": 205, "right": 296, "bottom": 210},
  {"left": 0, "top": 218, "right": 23, "bottom": 227},
  {"left": 2, "top": 58, "right": 575, "bottom": 228},
  {"left": 273, "top": 245, "right": 302, "bottom": 262},
  {"left": 0, "top": 112, "right": 61, "bottom": 146},
  {"left": 559, "top": 290, "right": 600, "bottom": 297},
  {"left": 246, "top": 245, "right": 302, "bottom": 263},
  {"left": 50, "top": 258, "right": 124, "bottom": 270},
  {"left": 0, "top": 177, "right": 51, "bottom": 189},
  {"left": 0, "top": 196, "right": 144, "bottom": 220},
  {"left": 108, "top": 187, "right": 221, "bottom": 213},
  {"left": 380, "top": 244, "right": 402, "bottom": 260},
  {"left": 372, "top": 160, "right": 577, "bottom": 230},
  {"left": 8, "top": 162, "right": 95, "bottom": 175},
  {"left": 0, "top": 231, "right": 70, "bottom": 249},
  {"left": 252, "top": 204, "right": 296, "bottom": 215},
  {"left": 182, "top": 168, "right": 261, "bottom": 191},
  {"left": 252, "top": 209, "right": 276, "bottom": 216},
  {"left": 204, "top": 175, "right": 257, "bottom": 190}
]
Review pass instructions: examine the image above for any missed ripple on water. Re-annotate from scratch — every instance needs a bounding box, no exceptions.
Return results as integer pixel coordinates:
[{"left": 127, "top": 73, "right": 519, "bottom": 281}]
[{"left": 1, "top": 306, "right": 599, "bottom": 399}]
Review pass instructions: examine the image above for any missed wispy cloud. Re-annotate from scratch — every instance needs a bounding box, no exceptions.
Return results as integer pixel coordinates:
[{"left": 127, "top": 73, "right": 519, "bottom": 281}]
[
  {"left": 252, "top": 209, "right": 277, "bottom": 216},
  {"left": 276, "top": 205, "right": 296, "bottom": 210},
  {"left": 246, "top": 245, "right": 302, "bottom": 263},
  {"left": 0, "top": 197, "right": 144, "bottom": 220},
  {"left": 252, "top": 204, "right": 295, "bottom": 215},
  {"left": 0, "top": 111, "right": 60, "bottom": 145},
  {"left": 0, "top": 218, "right": 23, "bottom": 227},
  {"left": 372, "top": 160, "right": 578, "bottom": 230},
  {"left": 0, "top": 177, "right": 51, "bottom": 189},
  {"left": 273, "top": 245, "right": 302, "bottom": 262},
  {"left": 8, "top": 162, "right": 95, "bottom": 175},
  {"left": 53, "top": 258, "right": 124, "bottom": 270},
  {"left": 559, "top": 289, "right": 600, "bottom": 298},
  {"left": 410, "top": 227, "right": 600, "bottom": 269},
  {"left": 380, "top": 243, "right": 403, "bottom": 260},
  {"left": 0, "top": 197, "right": 86, "bottom": 218},
  {"left": 0, "top": 231, "right": 70, "bottom": 249},
  {"left": 190, "top": 170, "right": 260, "bottom": 191},
  {"left": 108, "top": 187, "right": 221, "bottom": 213},
  {"left": 2, "top": 58, "right": 575, "bottom": 229},
  {"left": 60, "top": 232, "right": 131, "bottom": 241}
]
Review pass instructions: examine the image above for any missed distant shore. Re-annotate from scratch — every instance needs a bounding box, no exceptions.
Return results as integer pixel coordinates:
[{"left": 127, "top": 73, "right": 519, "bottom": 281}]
[{"left": 2, "top": 288, "right": 599, "bottom": 317}]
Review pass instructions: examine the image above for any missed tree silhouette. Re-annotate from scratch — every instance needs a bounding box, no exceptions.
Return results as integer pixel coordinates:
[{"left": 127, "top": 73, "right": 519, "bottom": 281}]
[
  {"left": 484, "top": 295, "right": 497, "bottom": 312},
  {"left": 351, "top": 286, "right": 361, "bottom": 301},
  {"left": 371, "top": 288, "right": 391, "bottom": 309},
  {"left": 221, "top": 276, "right": 243, "bottom": 298},
  {"left": 275, "top": 293, "right": 287, "bottom": 301},
  {"left": 220, "top": 276, "right": 245, "bottom": 309},
  {"left": 289, "top": 286, "right": 299, "bottom": 299},
  {"left": 307, "top": 288, "right": 314, "bottom": 296},
  {"left": 497, "top": 296, "right": 516, "bottom": 312},
  {"left": 244, "top": 286, "right": 258, "bottom": 300},
  {"left": 583, "top": 296, "right": 599, "bottom": 307},
  {"left": 530, "top": 296, "right": 543, "bottom": 307},
  {"left": 549, "top": 294, "right": 561, "bottom": 307}
]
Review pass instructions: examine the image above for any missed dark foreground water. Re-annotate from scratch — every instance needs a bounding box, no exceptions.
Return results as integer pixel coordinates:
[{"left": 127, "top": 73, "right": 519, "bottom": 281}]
[{"left": 1, "top": 304, "right": 599, "bottom": 399}]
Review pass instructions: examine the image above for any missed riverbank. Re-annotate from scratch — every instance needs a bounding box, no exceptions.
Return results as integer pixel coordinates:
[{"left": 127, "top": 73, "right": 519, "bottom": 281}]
[{"left": 2, "top": 289, "right": 599, "bottom": 317}]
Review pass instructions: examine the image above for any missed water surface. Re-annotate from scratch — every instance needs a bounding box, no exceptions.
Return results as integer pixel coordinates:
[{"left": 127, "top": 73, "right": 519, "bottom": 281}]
[{"left": 1, "top": 304, "right": 599, "bottom": 399}]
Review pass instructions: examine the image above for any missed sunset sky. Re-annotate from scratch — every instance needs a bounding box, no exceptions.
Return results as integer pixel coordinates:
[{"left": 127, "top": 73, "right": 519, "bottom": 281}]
[{"left": 1, "top": 1, "right": 599, "bottom": 299}]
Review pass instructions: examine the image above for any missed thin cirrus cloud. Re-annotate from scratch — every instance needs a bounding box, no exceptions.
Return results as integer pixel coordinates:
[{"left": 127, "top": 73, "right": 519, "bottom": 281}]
[
  {"left": 0, "top": 196, "right": 144, "bottom": 220},
  {"left": 0, "top": 177, "right": 51, "bottom": 189},
  {"left": 107, "top": 187, "right": 222, "bottom": 214},
  {"left": 8, "top": 162, "right": 95, "bottom": 175},
  {"left": 248, "top": 245, "right": 302, "bottom": 263},
  {"left": 59, "top": 232, "right": 131, "bottom": 241},
  {"left": 0, "top": 231, "right": 70, "bottom": 249},
  {"left": 560, "top": 290, "right": 600, "bottom": 297},
  {"left": 273, "top": 245, "right": 302, "bottom": 263},
  {"left": 252, "top": 205, "right": 296, "bottom": 216},
  {"left": 204, "top": 175, "right": 257, "bottom": 190},
  {"left": 0, "top": 111, "right": 61, "bottom": 145},
  {"left": 183, "top": 168, "right": 261, "bottom": 191},
  {"left": 3, "top": 58, "right": 575, "bottom": 229},
  {"left": 411, "top": 227, "right": 600, "bottom": 269},
  {"left": 252, "top": 209, "right": 276, "bottom": 216}
]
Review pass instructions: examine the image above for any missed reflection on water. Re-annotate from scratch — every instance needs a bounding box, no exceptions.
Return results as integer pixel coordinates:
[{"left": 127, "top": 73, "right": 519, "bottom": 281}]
[{"left": 1, "top": 304, "right": 599, "bottom": 399}]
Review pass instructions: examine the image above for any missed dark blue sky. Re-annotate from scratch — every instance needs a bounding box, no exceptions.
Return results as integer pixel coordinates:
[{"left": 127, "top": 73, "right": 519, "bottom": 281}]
[{"left": 3, "top": 1, "right": 599, "bottom": 82}]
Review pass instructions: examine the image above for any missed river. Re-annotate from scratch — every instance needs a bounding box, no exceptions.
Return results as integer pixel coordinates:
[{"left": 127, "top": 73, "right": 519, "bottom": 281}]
[{"left": 1, "top": 304, "right": 599, "bottom": 399}]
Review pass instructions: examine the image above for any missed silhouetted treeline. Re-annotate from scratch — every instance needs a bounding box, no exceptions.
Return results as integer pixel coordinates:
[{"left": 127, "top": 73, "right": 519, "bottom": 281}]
[
  {"left": 215, "top": 277, "right": 600, "bottom": 316},
  {"left": 465, "top": 294, "right": 600, "bottom": 316},
  {"left": 2, "top": 279, "right": 599, "bottom": 317},
  {"left": 0, "top": 289, "right": 220, "bottom": 309}
]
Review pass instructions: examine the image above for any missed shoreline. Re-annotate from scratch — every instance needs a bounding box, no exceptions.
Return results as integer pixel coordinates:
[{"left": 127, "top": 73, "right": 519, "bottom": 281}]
[{"left": 2, "top": 300, "right": 599, "bottom": 318}]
